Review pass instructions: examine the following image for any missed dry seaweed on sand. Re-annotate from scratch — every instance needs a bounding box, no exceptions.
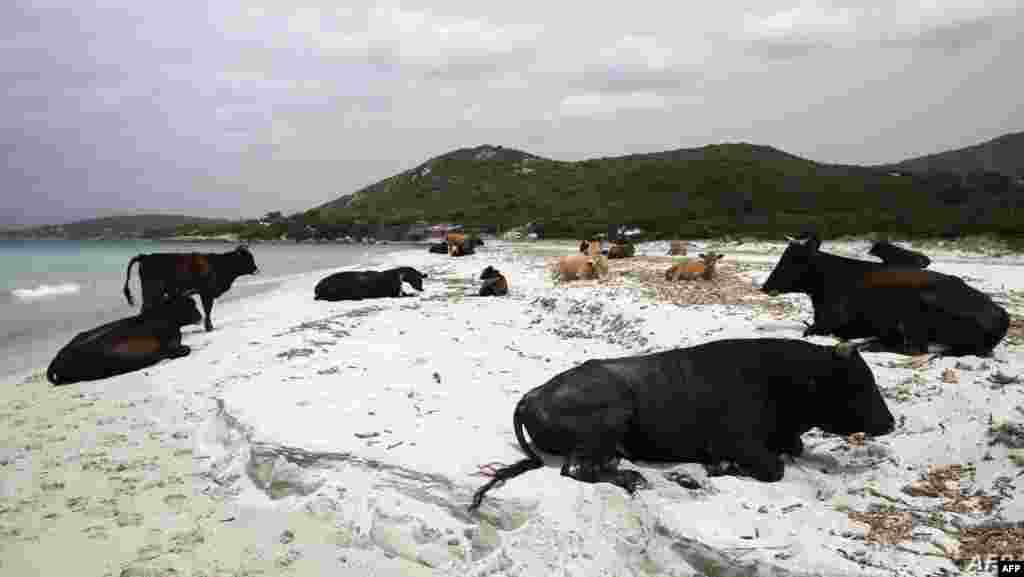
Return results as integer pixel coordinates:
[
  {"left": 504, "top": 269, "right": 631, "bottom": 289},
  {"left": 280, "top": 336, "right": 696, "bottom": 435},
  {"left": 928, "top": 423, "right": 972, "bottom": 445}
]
[
  {"left": 1005, "top": 316, "right": 1024, "bottom": 346},
  {"left": 847, "top": 464, "right": 1002, "bottom": 550},
  {"left": 901, "top": 465, "right": 997, "bottom": 514},
  {"left": 546, "top": 256, "right": 797, "bottom": 317},
  {"left": 847, "top": 510, "right": 914, "bottom": 545},
  {"left": 956, "top": 524, "right": 1024, "bottom": 564}
]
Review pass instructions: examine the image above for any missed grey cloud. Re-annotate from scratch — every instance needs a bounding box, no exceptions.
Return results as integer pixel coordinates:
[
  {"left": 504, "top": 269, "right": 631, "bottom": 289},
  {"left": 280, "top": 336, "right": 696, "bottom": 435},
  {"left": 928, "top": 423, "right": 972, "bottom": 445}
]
[
  {"left": 745, "top": 37, "right": 834, "bottom": 61},
  {"left": 2, "top": 1, "right": 1022, "bottom": 227},
  {"left": 576, "top": 64, "right": 699, "bottom": 94}
]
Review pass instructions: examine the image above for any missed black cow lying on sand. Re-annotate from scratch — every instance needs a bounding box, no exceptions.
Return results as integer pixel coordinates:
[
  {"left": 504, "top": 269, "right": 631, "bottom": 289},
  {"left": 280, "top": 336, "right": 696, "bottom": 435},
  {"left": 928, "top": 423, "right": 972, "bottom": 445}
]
[
  {"left": 123, "top": 245, "right": 258, "bottom": 332},
  {"left": 47, "top": 295, "right": 202, "bottom": 386},
  {"left": 314, "top": 266, "right": 427, "bottom": 301},
  {"left": 469, "top": 338, "right": 895, "bottom": 511},
  {"left": 869, "top": 240, "right": 931, "bottom": 268},
  {"left": 802, "top": 268, "right": 1010, "bottom": 356},
  {"left": 478, "top": 266, "right": 508, "bottom": 296},
  {"left": 762, "top": 235, "right": 1008, "bottom": 356}
]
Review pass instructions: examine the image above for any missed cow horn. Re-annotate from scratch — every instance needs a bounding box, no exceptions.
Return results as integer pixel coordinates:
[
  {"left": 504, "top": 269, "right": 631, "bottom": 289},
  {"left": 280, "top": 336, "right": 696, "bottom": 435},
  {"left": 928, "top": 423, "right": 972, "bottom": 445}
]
[{"left": 784, "top": 235, "right": 797, "bottom": 243}]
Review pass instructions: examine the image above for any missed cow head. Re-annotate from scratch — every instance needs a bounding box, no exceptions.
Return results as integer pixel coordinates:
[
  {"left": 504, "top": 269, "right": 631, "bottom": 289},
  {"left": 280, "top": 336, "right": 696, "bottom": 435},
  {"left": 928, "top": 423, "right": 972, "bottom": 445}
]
[
  {"left": 697, "top": 253, "right": 725, "bottom": 279},
  {"left": 816, "top": 342, "right": 896, "bottom": 436},
  {"left": 403, "top": 270, "right": 426, "bottom": 292},
  {"left": 233, "top": 245, "right": 259, "bottom": 275},
  {"left": 760, "top": 235, "right": 820, "bottom": 296},
  {"left": 480, "top": 265, "right": 500, "bottom": 280}
]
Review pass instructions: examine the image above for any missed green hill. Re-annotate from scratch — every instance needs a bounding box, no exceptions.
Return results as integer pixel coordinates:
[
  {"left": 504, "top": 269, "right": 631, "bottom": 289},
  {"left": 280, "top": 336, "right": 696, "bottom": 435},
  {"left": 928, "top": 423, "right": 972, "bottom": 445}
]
[
  {"left": 878, "top": 131, "right": 1024, "bottom": 177},
  {"left": 309, "top": 140, "right": 1023, "bottom": 239}
]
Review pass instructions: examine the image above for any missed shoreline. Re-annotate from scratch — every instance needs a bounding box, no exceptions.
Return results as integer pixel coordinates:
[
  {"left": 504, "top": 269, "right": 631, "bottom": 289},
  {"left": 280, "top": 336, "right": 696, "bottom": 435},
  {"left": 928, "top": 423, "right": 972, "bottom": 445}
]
[{"left": 2, "top": 240, "right": 1023, "bottom": 576}]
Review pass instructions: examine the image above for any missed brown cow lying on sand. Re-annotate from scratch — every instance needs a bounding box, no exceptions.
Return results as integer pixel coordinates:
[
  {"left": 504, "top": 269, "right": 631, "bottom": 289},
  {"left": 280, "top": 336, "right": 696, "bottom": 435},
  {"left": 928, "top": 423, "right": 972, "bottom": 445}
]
[
  {"left": 557, "top": 254, "right": 600, "bottom": 282},
  {"left": 607, "top": 242, "right": 635, "bottom": 259},
  {"left": 665, "top": 253, "right": 725, "bottom": 281},
  {"left": 447, "top": 232, "right": 473, "bottom": 257},
  {"left": 668, "top": 241, "right": 688, "bottom": 256}
]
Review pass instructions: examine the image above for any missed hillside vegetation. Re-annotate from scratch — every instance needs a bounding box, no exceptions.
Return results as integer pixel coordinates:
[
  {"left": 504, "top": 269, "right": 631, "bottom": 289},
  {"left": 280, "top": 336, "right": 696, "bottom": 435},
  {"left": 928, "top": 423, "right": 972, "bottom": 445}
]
[
  {"left": 300, "top": 137, "right": 1023, "bottom": 240},
  {"left": 8, "top": 132, "right": 1023, "bottom": 243},
  {"left": 877, "top": 131, "right": 1024, "bottom": 177}
]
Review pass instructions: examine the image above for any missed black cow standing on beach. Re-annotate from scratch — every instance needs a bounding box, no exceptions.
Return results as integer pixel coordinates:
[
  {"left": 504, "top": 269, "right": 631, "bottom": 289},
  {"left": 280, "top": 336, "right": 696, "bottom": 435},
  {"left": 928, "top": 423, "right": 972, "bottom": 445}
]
[
  {"left": 314, "top": 266, "right": 427, "bottom": 301},
  {"left": 122, "top": 245, "right": 259, "bottom": 332},
  {"left": 761, "top": 235, "right": 1008, "bottom": 356},
  {"left": 868, "top": 240, "right": 931, "bottom": 269},
  {"left": 469, "top": 338, "right": 895, "bottom": 511},
  {"left": 47, "top": 295, "right": 202, "bottom": 386}
]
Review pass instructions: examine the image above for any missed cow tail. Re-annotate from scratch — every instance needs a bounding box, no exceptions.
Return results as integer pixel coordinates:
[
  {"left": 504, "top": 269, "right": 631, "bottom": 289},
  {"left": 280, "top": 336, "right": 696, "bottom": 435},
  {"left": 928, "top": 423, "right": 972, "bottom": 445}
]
[
  {"left": 468, "top": 397, "right": 543, "bottom": 512},
  {"left": 123, "top": 255, "right": 142, "bottom": 306}
]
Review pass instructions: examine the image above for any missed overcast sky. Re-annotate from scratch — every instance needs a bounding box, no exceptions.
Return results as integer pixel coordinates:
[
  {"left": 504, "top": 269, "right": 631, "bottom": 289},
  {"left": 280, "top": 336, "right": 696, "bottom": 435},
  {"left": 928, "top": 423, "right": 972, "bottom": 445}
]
[{"left": 2, "top": 0, "right": 1021, "bottom": 226}]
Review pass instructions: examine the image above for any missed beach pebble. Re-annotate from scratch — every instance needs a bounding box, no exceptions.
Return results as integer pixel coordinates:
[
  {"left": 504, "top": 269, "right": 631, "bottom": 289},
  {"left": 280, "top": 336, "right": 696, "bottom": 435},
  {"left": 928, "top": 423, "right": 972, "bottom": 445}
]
[
  {"left": 989, "top": 371, "right": 1020, "bottom": 385},
  {"left": 466, "top": 520, "right": 502, "bottom": 561}
]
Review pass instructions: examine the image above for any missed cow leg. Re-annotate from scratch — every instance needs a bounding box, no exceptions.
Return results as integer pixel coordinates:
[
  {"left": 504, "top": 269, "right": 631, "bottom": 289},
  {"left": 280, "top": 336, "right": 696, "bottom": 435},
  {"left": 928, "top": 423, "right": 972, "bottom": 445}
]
[
  {"left": 706, "top": 439, "right": 784, "bottom": 482},
  {"left": 773, "top": 432, "right": 804, "bottom": 458},
  {"left": 199, "top": 293, "right": 214, "bottom": 332},
  {"left": 161, "top": 331, "right": 191, "bottom": 358},
  {"left": 560, "top": 452, "right": 649, "bottom": 494},
  {"left": 165, "top": 345, "right": 191, "bottom": 359},
  {"left": 893, "top": 319, "right": 929, "bottom": 356},
  {"left": 140, "top": 279, "right": 166, "bottom": 311}
]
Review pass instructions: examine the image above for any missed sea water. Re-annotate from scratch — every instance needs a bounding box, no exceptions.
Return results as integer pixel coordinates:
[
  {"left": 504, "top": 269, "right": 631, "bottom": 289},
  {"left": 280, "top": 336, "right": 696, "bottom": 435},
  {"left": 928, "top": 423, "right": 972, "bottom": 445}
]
[{"left": 0, "top": 239, "right": 412, "bottom": 380}]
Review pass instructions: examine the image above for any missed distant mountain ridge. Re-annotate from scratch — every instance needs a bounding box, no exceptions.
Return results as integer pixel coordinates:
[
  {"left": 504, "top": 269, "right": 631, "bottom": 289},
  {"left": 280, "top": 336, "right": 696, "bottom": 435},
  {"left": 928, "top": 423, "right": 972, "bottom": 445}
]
[
  {"left": 306, "top": 133, "right": 1022, "bottom": 239},
  {"left": 877, "top": 131, "right": 1024, "bottom": 177},
  {"left": 7, "top": 131, "right": 1022, "bottom": 241},
  {"left": 3, "top": 214, "right": 233, "bottom": 240}
]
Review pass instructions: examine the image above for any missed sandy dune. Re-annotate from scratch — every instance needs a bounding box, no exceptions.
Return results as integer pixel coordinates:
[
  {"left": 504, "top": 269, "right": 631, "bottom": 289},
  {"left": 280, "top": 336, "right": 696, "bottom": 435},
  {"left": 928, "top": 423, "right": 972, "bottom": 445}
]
[{"left": 2, "top": 238, "right": 1022, "bottom": 576}]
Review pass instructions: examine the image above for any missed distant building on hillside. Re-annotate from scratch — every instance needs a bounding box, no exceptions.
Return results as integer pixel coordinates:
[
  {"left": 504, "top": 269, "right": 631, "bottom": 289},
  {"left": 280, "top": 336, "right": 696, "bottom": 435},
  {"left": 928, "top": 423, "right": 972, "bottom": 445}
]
[
  {"left": 428, "top": 223, "right": 462, "bottom": 241},
  {"left": 525, "top": 222, "right": 544, "bottom": 239}
]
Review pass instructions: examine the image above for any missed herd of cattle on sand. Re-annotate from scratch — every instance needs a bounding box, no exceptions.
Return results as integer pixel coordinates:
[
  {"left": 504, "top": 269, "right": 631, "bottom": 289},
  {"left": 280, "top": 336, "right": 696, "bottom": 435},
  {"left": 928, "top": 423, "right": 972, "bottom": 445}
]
[{"left": 42, "top": 232, "right": 1011, "bottom": 514}]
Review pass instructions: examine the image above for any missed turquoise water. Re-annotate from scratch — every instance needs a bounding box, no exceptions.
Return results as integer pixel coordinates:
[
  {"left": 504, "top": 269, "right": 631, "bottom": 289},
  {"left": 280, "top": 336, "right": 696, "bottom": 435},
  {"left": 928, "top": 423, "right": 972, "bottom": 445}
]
[{"left": 0, "top": 239, "right": 412, "bottom": 380}]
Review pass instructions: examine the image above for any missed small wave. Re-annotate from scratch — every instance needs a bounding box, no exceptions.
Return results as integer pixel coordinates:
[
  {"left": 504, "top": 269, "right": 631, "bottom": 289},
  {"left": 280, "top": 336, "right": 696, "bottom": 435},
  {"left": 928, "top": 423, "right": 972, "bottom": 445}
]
[{"left": 11, "top": 282, "right": 82, "bottom": 301}]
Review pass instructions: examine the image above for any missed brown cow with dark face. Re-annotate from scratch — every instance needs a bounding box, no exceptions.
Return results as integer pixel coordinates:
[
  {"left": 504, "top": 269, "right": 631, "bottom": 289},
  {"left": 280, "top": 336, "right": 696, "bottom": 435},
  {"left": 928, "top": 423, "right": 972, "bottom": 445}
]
[
  {"left": 668, "top": 241, "right": 688, "bottom": 256},
  {"left": 123, "top": 245, "right": 259, "bottom": 332}
]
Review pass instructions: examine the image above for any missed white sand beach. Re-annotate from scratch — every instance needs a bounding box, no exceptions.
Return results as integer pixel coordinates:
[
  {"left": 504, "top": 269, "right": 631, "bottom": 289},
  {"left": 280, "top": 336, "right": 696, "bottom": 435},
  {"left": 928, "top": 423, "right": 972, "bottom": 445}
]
[{"left": 2, "top": 238, "right": 1023, "bottom": 576}]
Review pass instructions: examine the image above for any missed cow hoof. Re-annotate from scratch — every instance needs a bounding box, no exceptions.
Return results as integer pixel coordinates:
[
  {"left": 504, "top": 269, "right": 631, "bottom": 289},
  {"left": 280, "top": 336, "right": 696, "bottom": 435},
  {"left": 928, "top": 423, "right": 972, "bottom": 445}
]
[{"left": 168, "top": 346, "right": 191, "bottom": 358}]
